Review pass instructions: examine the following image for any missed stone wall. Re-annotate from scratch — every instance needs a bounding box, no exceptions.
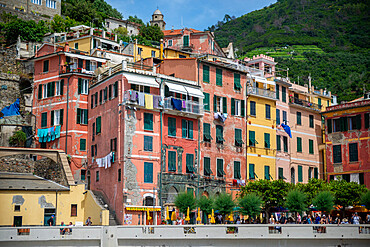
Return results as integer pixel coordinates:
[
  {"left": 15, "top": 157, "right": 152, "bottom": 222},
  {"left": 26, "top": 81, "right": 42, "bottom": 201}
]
[{"left": 0, "top": 154, "right": 68, "bottom": 186}]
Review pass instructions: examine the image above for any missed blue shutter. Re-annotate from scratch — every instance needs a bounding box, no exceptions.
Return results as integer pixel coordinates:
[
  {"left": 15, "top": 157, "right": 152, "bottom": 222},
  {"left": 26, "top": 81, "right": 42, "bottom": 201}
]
[
  {"left": 182, "top": 119, "right": 187, "bottom": 138},
  {"left": 188, "top": 120, "right": 193, "bottom": 139},
  {"left": 264, "top": 166, "right": 270, "bottom": 180},
  {"left": 249, "top": 164, "right": 255, "bottom": 179},
  {"left": 276, "top": 109, "right": 280, "bottom": 125},
  {"left": 144, "top": 162, "right": 153, "bottom": 183}
]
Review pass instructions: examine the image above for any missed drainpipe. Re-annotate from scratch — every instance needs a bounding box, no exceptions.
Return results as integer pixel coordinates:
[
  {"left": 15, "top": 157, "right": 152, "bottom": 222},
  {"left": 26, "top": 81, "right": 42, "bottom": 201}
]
[
  {"left": 159, "top": 79, "right": 164, "bottom": 220},
  {"left": 55, "top": 190, "right": 58, "bottom": 225},
  {"left": 246, "top": 74, "right": 249, "bottom": 180},
  {"left": 65, "top": 76, "right": 70, "bottom": 153},
  {"left": 322, "top": 116, "right": 327, "bottom": 181},
  {"left": 197, "top": 118, "right": 200, "bottom": 198}
]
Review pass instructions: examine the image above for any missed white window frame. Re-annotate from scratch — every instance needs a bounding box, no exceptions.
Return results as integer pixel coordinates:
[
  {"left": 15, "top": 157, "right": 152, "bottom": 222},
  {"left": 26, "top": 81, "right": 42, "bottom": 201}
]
[
  {"left": 235, "top": 99, "right": 241, "bottom": 116},
  {"left": 55, "top": 81, "right": 61, "bottom": 96},
  {"left": 81, "top": 109, "right": 87, "bottom": 125},
  {"left": 81, "top": 79, "right": 89, "bottom": 95},
  {"left": 43, "top": 84, "right": 48, "bottom": 99},
  {"left": 71, "top": 58, "right": 77, "bottom": 70},
  {"left": 54, "top": 109, "right": 61, "bottom": 126},
  {"left": 216, "top": 97, "right": 222, "bottom": 113},
  {"left": 32, "top": 0, "right": 42, "bottom": 5},
  {"left": 90, "top": 61, "right": 97, "bottom": 71},
  {"left": 46, "top": 0, "right": 56, "bottom": 9},
  {"left": 168, "top": 40, "right": 173, "bottom": 47}
]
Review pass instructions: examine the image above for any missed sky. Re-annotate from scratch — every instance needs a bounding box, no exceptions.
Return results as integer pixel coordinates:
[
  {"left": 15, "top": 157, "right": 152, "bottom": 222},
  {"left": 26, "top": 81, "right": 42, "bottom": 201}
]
[{"left": 106, "top": 0, "right": 277, "bottom": 31}]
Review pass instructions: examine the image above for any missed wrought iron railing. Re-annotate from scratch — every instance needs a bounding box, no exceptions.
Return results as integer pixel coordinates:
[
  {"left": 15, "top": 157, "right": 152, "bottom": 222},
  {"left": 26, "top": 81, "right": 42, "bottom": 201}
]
[
  {"left": 247, "top": 86, "right": 276, "bottom": 99},
  {"left": 163, "top": 97, "right": 203, "bottom": 115},
  {"left": 289, "top": 96, "right": 321, "bottom": 111}
]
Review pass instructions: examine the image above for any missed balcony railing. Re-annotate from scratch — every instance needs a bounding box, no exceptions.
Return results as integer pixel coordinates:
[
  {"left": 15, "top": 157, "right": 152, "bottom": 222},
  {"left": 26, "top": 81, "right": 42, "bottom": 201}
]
[
  {"left": 123, "top": 90, "right": 161, "bottom": 109},
  {"left": 163, "top": 97, "right": 203, "bottom": 115},
  {"left": 247, "top": 86, "right": 276, "bottom": 99},
  {"left": 289, "top": 96, "right": 322, "bottom": 111}
]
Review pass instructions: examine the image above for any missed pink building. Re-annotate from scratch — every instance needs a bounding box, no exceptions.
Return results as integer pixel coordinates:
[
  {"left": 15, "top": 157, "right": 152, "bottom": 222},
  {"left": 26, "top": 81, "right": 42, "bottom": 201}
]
[
  {"left": 32, "top": 43, "right": 107, "bottom": 182},
  {"left": 87, "top": 61, "right": 204, "bottom": 225},
  {"left": 163, "top": 28, "right": 225, "bottom": 57},
  {"left": 245, "top": 55, "right": 276, "bottom": 78}
]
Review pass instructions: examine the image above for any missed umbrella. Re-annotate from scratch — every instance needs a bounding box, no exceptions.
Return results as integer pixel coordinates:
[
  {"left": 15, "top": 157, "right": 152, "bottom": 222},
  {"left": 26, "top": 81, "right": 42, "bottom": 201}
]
[
  {"left": 185, "top": 207, "right": 190, "bottom": 222},
  {"left": 196, "top": 208, "right": 201, "bottom": 222},
  {"left": 210, "top": 209, "right": 215, "bottom": 224},
  {"left": 166, "top": 206, "right": 170, "bottom": 221},
  {"left": 171, "top": 209, "right": 177, "bottom": 221}
]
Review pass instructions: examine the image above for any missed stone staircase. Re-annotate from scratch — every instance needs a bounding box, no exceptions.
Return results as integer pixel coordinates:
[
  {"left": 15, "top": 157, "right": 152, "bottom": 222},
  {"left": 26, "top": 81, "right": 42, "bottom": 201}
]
[{"left": 92, "top": 190, "right": 118, "bottom": 226}]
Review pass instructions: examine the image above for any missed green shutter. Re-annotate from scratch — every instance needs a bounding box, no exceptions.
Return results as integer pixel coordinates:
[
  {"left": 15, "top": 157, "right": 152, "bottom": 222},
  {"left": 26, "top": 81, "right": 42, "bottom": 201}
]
[
  {"left": 282, "top": 87, "right": 286, "bottom": 102},
  {"left": 183, "top": 35, "right": 189, "bottom": 46},
  {"left": 168, "top": 151, "right": 176, "bottom": 172},
  {"left": 47, "top": 82, "right": 51, "bottom": 97},
  {"left": 41, "top": 112, "right": 47, "bottom": 128},
  {"left": 222, "top": 97, "right": 227, "bottom": 113},
  {"left": 235, "top": 129, "right": 242, "bottom": 146},
  {"left": 250, "top": 101, "right": 256, "bottom": 116},
  {"left": 80, "top": 139, "right": 86, "bottom": 151},
  {"left": 51, "top": 81, "right": 55, "bottom": 96},
  {"left": 297, "top": 112, "right": 301, "bottom": 125},
  {"left": 264, "top": 133, "right": 270, "bottom": 149},
  {"left": 203, "top": 93, "right": 210, "bottom": 111},
  {"left": 168, "top": 117, "right": 176, "bottom": 137},
  {"left": 278, "top": 167, "right": 284, "bottom": 179},
  {"left": 356, "top": 114, "right": 362, "bottom": 130},
  {"left": 309, "top": 139, "right": 314, "bottom": 154},
  {"left": 365, "top": 113, "right": 369, "bottom": 129},
  {"left": 84, "top": 109, "right": 88, "bottom": 124},
  {"left": 340, "top": 117, "right": 348, "bottom": 131},
  {"left": 234, "top": 73, "right": 241, "bottom": 90},
  {"left": 297, "top": 137, "right": 302, "bottom": 152},
  {"left": 186, "top": 154, "right": 194, "bottom": 173},
  {"left": 318, "top": 98, "right": 321, "bottom": 107},
  {"left": 60, "top": 80, "right": 64, "bottom": 95},
  {"left": 50, "top": 110, "right": 54, "bottom": 126},
  {"left": 96, "top": 116, "right": 101, "bottom": 134},
  {"left": 216, "top": 68, "right": 222, "bottom": 86},
  {"left": 283, "top": 136, "right": 288, "bottom": 152},
  {"left": 231, "top": 98, "right": 235, "bottom": 115},
  {"left": 314, "top": 168, "right": 318, "bottom": 179},
  {"left": 264, "top": 166, "right": 270, "bottom": 180},
  {"left": 60, "top": 109, "right": 64, "bottom": 125},
  {"left": 308, "top": 167, "right": 312, "bottom": 179},
  {"left": 203, "top": 123, "right": 212, "bottom": 142},
  {"left": 38, "top": 85, "right": 42, "bottom": 99},
  {"left": 276, "top": 109, "right": 280, "bottom": 125},
  {"left": 78, "top": 78, "right": 82, "bottom": 94},
  {"left": 204, "top": 157, "right": 211, "bottom": 176},
  {"left": 234, "top": 161, "right": 241, "bottom": 179},
  {"left": 276, "top": 85, "right": 280, "bottom": 100},
  {"left": 298, "top": 165, "right": 303, "bottom": 182},
  {"left": 182, "top": 119, "right": 187, "bottom": 138},
  {"left": 276, "top": 135, "right": 281, "bottom": 151},
  {"left": 327, "top": 119, "right": 332, "bottom": 133},
  {"left": 249, "top": 131, "right": 255, "bottom": 146},
  {"left": 203, "top": 65, "right": 209, "bottom": 83},
  {"left": 309, "top": 115, "right": 314, "bottom": 128},
  {"left": 144, "top": 113, "right": 153, "bottom": 131},
  {"left": 216, "top": 125, "right": 224, "bottom": 143},
  {"left": 249, "top": 164, "right": 255, "bottom": 179},
  {"left": 188, "top": 121, "right": 193, "bottom": 139},
  {"left": 217, "top": 159, "right": 224, "bottom": 177},
  {"left": 213, "top": 95, "right": 217, "bottom": 112},
  {"left": 241, "top": 100, "right": 245, "bottom": 117},
  {"left": 114, "top": 81, "right": 118, "bottom": 97},
  {"left": 144, "top": 162, "right": 153, "bottom": 183},
  {"left": 77, "top": 108, "right": 81, "bottom": 124}
]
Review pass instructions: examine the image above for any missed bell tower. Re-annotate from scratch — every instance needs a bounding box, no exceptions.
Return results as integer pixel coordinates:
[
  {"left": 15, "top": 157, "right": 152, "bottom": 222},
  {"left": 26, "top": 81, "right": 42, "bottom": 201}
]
[{"left": 150, "top": 9, "right": 166, "bottom": 31}]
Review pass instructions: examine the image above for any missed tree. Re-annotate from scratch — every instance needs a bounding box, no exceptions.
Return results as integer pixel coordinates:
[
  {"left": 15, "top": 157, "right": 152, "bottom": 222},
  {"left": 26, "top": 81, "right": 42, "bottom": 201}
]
[
  {"left": 329, "top": 179, "right": 367, "bottom": 209},
  {"left": 238, "top": 193, "right": 263, "bottom": 219},
  {"left": 8, "top": 130, "right": 26, "bottom": 147},
  {"left": 214, "top": 193, "right": 234, "bottom": 223},
  {"left": 360, "top": 190, "right": 370, "bottom": 210},
  {"left": 174, "top": 192, "right": 196, "bottom": 215},
  {"left": 312, "top": 191, "right": 334, "bottom": 214},
  {"left": 127, "top": 15, "right": 144, "bottom": 26},
  {"left": 197, "top": 195, "right": 214, "bottom": 224},
  {"left": 285, "top": 189, "right": 307, "bottom": 221},
  {"left": 296, "top": 178, "right": 330, "bottom": 207},
  {"left": 50, "top": 15, "right": 78, "bottom": 33},
  {"left": 241, "top": 179, "right": 292, "bottom": 216},
  {"left": 139, "top": 24, "right": 164, "bottom": 42}
]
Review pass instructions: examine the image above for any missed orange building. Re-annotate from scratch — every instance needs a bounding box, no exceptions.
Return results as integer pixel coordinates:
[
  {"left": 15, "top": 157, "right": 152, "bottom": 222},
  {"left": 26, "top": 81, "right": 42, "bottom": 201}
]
[{"left": 32, "top": 43, "right": 108, "bottom": 182}]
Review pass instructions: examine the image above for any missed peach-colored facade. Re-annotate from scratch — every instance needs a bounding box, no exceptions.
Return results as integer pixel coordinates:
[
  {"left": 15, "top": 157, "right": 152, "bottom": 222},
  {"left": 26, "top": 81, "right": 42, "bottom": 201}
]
[
  {"left": 163, "top": 28, "right": 225, "bottom": 57},
  {"left": 32, "top": 43, "right": 107, "bottom": 182}
]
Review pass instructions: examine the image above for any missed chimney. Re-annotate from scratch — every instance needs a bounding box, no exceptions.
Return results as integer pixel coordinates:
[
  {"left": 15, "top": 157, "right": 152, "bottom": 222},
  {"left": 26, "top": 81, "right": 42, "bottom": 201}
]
[{"left": 64, "top": 42, "right": 70, "bottom": 52}]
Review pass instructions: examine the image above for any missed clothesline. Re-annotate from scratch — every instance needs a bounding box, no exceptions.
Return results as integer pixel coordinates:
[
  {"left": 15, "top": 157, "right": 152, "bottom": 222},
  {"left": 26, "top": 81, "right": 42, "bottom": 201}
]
[
  {"left": 37, "top": 125, "right": 61, "bottom": 143},
  {"left": 124, "top": 90, "right": 162, "bottom": 109},
  {"left": 96, "top": 152, "right": 114, "bottom": 169}
]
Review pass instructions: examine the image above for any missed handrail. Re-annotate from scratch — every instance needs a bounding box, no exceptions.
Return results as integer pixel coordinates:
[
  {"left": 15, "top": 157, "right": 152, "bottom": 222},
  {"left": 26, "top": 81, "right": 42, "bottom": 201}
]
[
  {"left": 247, "top": 86, "right": 276, "bottom": 99},
  {"left": 163, "top": 97, "right": 203, "bottom": 115},
  {"left": 289, "top": 96, "right": 321, "bottom": 111}
]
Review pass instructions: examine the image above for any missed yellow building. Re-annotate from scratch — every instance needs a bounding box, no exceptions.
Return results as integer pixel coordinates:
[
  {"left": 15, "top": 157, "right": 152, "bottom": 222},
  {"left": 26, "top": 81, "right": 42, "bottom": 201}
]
[
  {"left": 246, "top": 76, "right": 277, "bottom": 180},
  {"left": 0, "top": 172, "right": 109, "bottom": 226},
  {"left": 125, "top": 44, "right": 190, "bottom": 62}
]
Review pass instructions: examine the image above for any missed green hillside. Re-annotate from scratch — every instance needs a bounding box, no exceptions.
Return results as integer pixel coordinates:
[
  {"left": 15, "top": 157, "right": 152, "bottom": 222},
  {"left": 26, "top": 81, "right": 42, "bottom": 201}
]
[{"left": 212, "top": 0, "right": 370, "bottom": 101}]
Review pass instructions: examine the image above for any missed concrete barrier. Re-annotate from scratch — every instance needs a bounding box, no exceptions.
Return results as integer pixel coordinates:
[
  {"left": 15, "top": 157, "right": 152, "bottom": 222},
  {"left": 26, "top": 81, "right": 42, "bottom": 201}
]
[{"left": 0, "top": 225, "right": 369, "bottom": 247}]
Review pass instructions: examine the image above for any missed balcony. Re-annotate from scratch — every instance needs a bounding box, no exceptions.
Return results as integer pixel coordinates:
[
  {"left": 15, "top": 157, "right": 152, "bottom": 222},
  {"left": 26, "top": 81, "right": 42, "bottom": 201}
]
[
  {"left": 123, "top": 90, "right": 161, "bottom": 109},
  {"left": 163, "top": 97, "right": 203, "bottom": 116},
  {"left": 247, "top": 86, "right": 276, "bottom": 100},
  {"left": 289, "top": 96, "right": 322, "bottom": 112}
]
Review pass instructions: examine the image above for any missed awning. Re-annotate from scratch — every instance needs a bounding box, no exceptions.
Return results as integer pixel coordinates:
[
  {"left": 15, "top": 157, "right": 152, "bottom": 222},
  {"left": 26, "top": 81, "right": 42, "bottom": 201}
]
[
  {"left": 65, "top": 53, "right": 107, "bottom": 63},
  {"left": 125, "top": 206, "right": 161, "bottom": 212},
  {"left": 96, "top": 37, "right": 119, "bottom": 47},
  {"left": 185, "top": 86, "right": 204, "bottom": 98},
  {"left": 124, "top": 73, "right": 159, "bottom": 88},
  {"left": 253, "top": 75, "right": 275, "bottom": 85},
  {"left": 165, "top": 82, "right": 187, "bottom": 94}
]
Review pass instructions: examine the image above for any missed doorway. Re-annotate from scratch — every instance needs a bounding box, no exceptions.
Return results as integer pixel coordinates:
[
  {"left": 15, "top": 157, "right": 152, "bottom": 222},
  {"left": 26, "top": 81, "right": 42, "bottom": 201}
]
[
  {"left": 13, "top": 216, "right": 22, "bottom": 227},
  {"left": 44, "top": 208, "right": 56, "bottom": 226}
]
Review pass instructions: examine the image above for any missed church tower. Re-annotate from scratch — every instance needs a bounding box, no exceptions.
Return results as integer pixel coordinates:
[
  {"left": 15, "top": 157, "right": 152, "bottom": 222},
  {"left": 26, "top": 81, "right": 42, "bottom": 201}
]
[{"left": 150, "top": 9, "right": 166, "bottom": 31}]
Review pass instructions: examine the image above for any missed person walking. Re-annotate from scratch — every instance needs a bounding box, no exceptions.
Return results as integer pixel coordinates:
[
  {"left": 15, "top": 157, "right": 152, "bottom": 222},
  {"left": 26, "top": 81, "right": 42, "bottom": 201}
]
[
  {"left": 352, "top": 213, "right": 361, "bottom": 224},
  {"left": 85, "top": 217, "right": 92, "bottom": 226}
]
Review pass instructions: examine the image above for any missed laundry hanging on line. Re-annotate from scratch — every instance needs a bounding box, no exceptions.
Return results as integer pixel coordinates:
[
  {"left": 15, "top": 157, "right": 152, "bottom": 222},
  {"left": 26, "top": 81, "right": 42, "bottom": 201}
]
[{"left": 96, "top": 152, "right": 114, "bottom": 169}]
